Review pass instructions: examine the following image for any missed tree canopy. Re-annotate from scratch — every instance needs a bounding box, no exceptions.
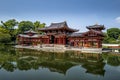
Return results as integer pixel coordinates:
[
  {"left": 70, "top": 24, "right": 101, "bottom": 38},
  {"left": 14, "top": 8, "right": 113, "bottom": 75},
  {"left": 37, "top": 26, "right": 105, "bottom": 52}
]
[
  {"left": 0, "top": 19, "right": 46, "bottom": 44},
  {"left": 107, "top": 28, "right": 120, "bottom": 39},
  {"left": 0, "top": 19, "right": 18, "bottom": 43},
  {"left": 1, "top": 19, "right": 18, "bottom": 37},
  {"left": 18, "top": 21, "right": 45, "bottom": 33},
  {"left": 0, "top": 32, "right": 11, "bottom": 43},
  {"left": 1, "top": 19, "right": 18, "bottom": 30},
  {"left": 34, "top": 21, "right": 46, "bottom": 32},
  {"left": 103, "top": 28, "right": 120, "bottom": 43},
  {"left": 18, "top": 21, "right": 34, "bottom": 33}
]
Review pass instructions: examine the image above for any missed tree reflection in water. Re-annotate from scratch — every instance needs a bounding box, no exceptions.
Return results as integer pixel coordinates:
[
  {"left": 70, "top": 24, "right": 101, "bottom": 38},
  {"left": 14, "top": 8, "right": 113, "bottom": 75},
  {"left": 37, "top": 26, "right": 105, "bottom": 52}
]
[
  {"left": 107, "top": 56, "right": 120, "bottom": 66},
  {"left": 1, "top": 61, "right": 16, "bottom": 72},
  {"left": 82, "top": 60, "right": 105, "bottom": 76},
  {"left": 0, "top": 47, "right": 120, "bottom": 76}
]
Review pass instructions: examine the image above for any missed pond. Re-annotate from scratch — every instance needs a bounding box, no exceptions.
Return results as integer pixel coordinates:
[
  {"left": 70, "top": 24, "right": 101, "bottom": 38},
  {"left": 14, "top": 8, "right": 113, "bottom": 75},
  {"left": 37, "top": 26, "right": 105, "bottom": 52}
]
[{"left": 0, "top": 45, "right": 120, "bottom": 80}]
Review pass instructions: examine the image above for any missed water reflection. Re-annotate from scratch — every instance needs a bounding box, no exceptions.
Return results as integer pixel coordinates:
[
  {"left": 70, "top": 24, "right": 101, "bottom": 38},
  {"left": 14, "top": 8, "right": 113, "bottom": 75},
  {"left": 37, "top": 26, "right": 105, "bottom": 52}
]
[
  {"left": 1, "top": 61, "right": 16, "bottom": 72},
  {"left": 102, "top": 53, "right": 120, "bottom": 65},
  {"left": 82, "top": 58, "right": 105, "bottom": 76},
  {"left": 0, "top": 46, "right": 120, "bottom": 80},
  {"left": 107, "top": 55, "right": 120, "bottom": 66}
]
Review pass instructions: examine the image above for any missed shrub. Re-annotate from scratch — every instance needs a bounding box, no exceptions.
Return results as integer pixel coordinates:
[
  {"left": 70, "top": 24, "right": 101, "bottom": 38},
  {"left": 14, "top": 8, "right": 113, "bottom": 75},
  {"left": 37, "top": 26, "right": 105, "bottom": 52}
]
[{"left": 0, "top": 33, "right": 11, "bottom": 43}]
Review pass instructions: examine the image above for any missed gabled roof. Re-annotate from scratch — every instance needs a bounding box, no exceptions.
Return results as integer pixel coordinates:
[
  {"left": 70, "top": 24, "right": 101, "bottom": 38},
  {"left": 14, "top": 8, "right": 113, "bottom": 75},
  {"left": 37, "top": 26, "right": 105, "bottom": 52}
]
[
  {"left": 86, "top": 24, "right": 105, "bottom": 30},
  {"left": 68, "top": 33, "right": 83, "bottom": 37},
  {"left": 18, "top": 34, "right": 42, "bottom": 38},
  {"left": 24, "top": 29, "right": 37, "bottom": 34},
  {"left": 83, "top": 29, "right": 104, "bottom": 36},
  {"left": 38, "top": 21, "right": 79, "bottom": 32}
]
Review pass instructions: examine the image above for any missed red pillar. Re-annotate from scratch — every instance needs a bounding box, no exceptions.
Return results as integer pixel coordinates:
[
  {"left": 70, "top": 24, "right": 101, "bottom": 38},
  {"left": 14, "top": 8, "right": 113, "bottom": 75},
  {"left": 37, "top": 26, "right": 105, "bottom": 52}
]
[
  {"left": 54, "top": 38, "right": 55, "bottom": 44},
  {"left": 61, "top": 38, "right": 63, "bottom": 45},
  {"left": 98, "top": 41, "right": 102, "bottom": 48},
  {"left": 48, "top": 38, "right": 49, "bottom": 44},
  {"left": 56, "top": 38, "right": 58, "bottom": 44},
  {"left": 63, "top": 38, "right": 65, "bottom": 45},
  {"left": 59, "top": 38, "right": 61, "bottom": 44},
  {"left": 58, "top": 38, "right": 60, "bottom": 44}
]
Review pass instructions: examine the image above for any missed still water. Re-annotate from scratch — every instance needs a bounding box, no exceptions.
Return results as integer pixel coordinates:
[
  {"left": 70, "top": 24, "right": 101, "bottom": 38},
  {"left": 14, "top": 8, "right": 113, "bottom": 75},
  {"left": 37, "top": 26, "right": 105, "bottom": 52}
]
[{"left": 0, "top": 46, "right": 120, "bottom": 80}]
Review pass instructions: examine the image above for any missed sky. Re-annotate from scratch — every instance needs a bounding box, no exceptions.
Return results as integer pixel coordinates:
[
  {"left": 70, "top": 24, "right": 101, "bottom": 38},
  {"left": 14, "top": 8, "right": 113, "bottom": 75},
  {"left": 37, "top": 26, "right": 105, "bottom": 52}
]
[{"left": 0, "top": 0, "right": 120, "bottom": 32}]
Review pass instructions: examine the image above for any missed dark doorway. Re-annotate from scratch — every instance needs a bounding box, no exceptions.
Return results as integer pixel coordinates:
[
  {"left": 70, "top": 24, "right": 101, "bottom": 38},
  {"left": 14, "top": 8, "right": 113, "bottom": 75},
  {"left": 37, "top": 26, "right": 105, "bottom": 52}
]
[
  {"left": 66, "top": 38, "right": 69, "bottom": 45},
  {"left": 50, "top": 35, "right": 55, "bottom": 44}
]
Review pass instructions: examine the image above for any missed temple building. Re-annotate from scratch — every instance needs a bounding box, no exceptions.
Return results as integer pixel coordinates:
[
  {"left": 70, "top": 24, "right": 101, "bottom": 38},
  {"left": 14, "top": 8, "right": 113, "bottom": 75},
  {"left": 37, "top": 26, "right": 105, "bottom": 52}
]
[
  {"left": 38, "top": 21, "right": 78, "bottom": 45},
  {"left": 17, "top": 21, "right": 105, "bottom": 48},
  {"left": 17, "top": 29, "right": 42, "bottom": 45},
  {"left": 68, "top": 24, "right": 105, "bottom": 48}
]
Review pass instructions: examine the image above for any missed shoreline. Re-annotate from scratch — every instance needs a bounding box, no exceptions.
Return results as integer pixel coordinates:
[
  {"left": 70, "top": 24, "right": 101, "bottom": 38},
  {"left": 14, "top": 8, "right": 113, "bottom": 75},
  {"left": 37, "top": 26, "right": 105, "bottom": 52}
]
[{"left": 14, "top": 45, "right": 103, "bottom": 53}]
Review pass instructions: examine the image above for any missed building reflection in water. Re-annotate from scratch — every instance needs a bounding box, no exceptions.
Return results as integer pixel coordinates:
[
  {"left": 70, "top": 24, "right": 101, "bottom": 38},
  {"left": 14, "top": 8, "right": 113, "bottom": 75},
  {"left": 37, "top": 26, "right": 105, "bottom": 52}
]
[
  {"left": 0, "top": 48, "right": 115, "bottom": 76},
  {"left": 81, "top": 53, "right": 105, "bottom": 76}
]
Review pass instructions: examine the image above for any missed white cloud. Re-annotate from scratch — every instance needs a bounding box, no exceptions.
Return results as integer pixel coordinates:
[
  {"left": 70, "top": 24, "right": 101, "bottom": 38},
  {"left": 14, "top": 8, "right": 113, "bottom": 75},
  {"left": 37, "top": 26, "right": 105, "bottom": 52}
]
[{"left": 115, "top": 17, "right": 120, "bottom": 23}]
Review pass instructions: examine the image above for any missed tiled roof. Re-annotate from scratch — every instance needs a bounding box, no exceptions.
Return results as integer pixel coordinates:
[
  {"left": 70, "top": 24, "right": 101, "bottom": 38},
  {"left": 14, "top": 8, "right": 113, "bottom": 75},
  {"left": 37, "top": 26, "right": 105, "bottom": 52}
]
[
  {"left": 48, "top": 21, "right": 66, "bottom": 29},
  {"left": 40, "top": 21, "right": 66, "bottom": 30},
  {"left": 83, "top": 29, "right": 104, "bottom": 36},
  {"left": 86, "top": 24, "right": 105, "bottom": 30},
  {"left": 24, "top": 29, "right": 37, "bottom": 34},
  {"left": 38, "top": 21, "right": 79, "bottom": 32},
  {"left": 18, "top": 34, "right": 41, "bottom": 38},
  {"left": 68, "top": 33, "right": 83, "bottom": 37},
  {"left": 92, "top": 30, "right": 103, "bottom": 35}
]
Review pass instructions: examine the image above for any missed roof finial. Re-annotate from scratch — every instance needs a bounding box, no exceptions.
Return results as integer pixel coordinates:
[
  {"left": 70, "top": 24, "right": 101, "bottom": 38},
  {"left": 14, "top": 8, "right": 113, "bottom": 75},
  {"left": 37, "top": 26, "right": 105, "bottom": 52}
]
[
  {"left": 95, "top": 22, "right": 98, "bottom": 25},
  {"left": 64, "top": 20, "right": 67, "bottom": 23}
]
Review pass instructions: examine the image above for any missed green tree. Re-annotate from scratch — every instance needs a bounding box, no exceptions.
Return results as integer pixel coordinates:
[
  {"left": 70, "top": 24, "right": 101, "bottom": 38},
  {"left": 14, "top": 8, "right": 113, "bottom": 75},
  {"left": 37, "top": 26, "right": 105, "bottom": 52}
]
[
  {"left": 40, "top": 23, "right": 46, "bottom": 28},
  {"left": 103, "top": 32, "right": 109, "bottom": 43},
  {"left": 0, "top": 27, "right": 9, "bottom": 33},
  {"left": 18, "top": 21, "right": 34, "bottom": 33},
  {"left": 1, "top": 19, "right": 18, "bottom": 36},
  {"left": 103, "top": 32, "right": 118, "bottom": 43},
  {"left": 34, "top": 21, "right": 40, "bottom": 31},
  {"left": 118, "top": 35, "right": 120, "bottom": 43},
  {"left": 0, "top": 27, "right": 11, "bottom": 43},
  {"left": 0, "top": 32, "right": 11, "bottom": 43},
  {"left": 107, "top": 28, "right": 120, "bottom": 39},
  {"left": 34, "top": 21, "right": 45, "bottom": 32},
  {"left": 1, "top": 19, "right": 18, "bottom": 42}
]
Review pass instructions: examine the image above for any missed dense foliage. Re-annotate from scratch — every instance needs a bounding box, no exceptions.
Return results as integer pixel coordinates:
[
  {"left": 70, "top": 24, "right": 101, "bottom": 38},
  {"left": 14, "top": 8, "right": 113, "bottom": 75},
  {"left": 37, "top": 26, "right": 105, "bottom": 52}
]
[
  {"left": 103, "top": 28, "right": 120, "bottom": 44},
  {"left": 0, "top": 19, "right": 45, "bottom": 44},
  {"left": 0, "top": 33, "right": 11, "bottom": 43},
  {"left": 18, "top": 21, "right": 34, "bottom": 33}
]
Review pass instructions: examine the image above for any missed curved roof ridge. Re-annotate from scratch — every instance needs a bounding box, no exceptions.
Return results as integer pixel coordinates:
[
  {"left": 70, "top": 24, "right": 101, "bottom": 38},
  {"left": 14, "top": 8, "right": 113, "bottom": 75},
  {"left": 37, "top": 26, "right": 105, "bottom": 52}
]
[
  {"left": 51, "top": 21, "right": 66, "bottom": 25},
  {"left": 86, "top": 24, "right": 105, "bottom": 30},
  {"left": 24, "top": 29, "right": 37, "bottom": 34},
  {"left": 38, "top": 21, "right": 78, "bottom": 32}
]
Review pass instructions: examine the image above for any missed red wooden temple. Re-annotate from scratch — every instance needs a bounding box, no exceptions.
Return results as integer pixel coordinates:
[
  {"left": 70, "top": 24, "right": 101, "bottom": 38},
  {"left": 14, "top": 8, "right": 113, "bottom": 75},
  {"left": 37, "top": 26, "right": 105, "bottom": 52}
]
[{"left": 17, "top": 21, "right": 105, "bottom": 48}]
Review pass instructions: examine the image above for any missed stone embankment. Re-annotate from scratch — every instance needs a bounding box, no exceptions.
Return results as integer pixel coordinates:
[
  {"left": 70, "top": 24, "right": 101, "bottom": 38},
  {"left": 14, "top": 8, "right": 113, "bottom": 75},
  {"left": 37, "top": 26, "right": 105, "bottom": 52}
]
[{"left": 14, "top": 44, "right": 102, "bottom": 53}]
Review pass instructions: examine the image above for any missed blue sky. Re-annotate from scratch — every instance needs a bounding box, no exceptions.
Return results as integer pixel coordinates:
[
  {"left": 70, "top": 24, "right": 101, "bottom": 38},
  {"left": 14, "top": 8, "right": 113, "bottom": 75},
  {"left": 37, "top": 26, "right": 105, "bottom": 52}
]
[{"left": 0, "top": 0, "right": 120, "bottom": 32}]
